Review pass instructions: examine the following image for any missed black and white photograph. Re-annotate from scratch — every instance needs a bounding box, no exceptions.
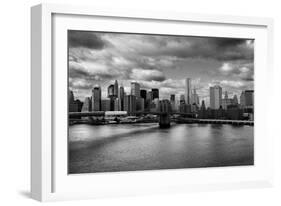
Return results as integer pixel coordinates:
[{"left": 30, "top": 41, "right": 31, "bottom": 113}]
[{"left": 68, "top": 30, "right": 254, "bottom": 174}]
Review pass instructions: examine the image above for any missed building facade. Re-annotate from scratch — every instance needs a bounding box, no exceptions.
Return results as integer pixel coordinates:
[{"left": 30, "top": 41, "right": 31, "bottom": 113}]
[
  {"left": 131, "top": 82, "right": 140, "bottom": 98},
  {"left": 210, "top": 85, "right": 222, "bottom": 109},
  {"left": 185, "top": 78, "right": 192, "bottom": 105},
  {"left": 92, "top": 85, "right": 101, "bottom": 111}
]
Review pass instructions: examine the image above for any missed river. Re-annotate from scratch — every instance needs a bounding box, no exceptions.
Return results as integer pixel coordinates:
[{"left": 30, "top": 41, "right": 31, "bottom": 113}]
[{"left": 68, "top": 123, "right": 254, "bottom": 174}]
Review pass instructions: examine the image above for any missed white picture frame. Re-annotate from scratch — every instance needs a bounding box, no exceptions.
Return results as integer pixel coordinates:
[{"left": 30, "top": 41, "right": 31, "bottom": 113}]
[{"left": 31, "top": 3, "right": 274, "bottom": 202}]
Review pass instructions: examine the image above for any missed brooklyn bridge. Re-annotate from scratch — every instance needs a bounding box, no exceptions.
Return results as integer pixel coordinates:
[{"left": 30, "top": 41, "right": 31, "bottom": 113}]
[{"left": 68, "top": 111, "right": 254, "bottom": 128}]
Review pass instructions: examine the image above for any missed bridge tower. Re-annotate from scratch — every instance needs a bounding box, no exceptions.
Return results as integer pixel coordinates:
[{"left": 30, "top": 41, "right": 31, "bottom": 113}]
[{"left": 159, "top": 100, "right": 171, "bottom": 128}]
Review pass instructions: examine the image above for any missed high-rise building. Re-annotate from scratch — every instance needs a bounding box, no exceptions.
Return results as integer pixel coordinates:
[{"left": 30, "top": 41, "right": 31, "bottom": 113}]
[
  {"left": 92, "top": 85, "right": 101, "bottom": 111},
  {"left": 114, "top": 80, "right": 118, "bottom": 97},
  {"left": 118, "top": 86, "right": 125, "bottom": 111},
  {"left": 201, "top": 100, "right": 206, "bottom": 110},
  {"left": 180, "top": 94, "right": 185, "bottom": 103},
  {"left": 170, "top": 94, "right": 175, "bottom": 102},
  {"left": 131, "top": 82, "right": 140, "bottom": 97},
  {"left": 150, "top": 98, "right": 160, "bottom": 112},
  {"left": 101, "top": 98, "right": 111, "bottom": 111},
  {"left": 140, "top": 89, "right": 147, "bottom": 100},
  {"left": 170, "top": 94, "right": 176, "bottom": 111},
  {"left": 69, "top": 90, "right": 75, "bottom": 103},
  {"left": 240, "top": 90, "right": 254, "bottom": 108},
  {"left": 81, "top": 97, "right": 92, "bottom": 112},
  {"left": 191, "top": 88, "right": 199, "bottom": 105},
  {"left": 124, "top": 95, "right": 136, "bottom": 114},
  {"left": 147, "top": 91, "right": 152, "bottom": 101},
  {"left": 221, "top": 91, "right": 233, "bottom": 110},
  {"left": 185, "top": 78, "right": 192, "bottom": 104},
  {"left": 107, "top": 84, "right": 114, "bottom": 98},
  {"left": 114, "top": 98, "right": 119, "bottom": 111},
  {"left": 69, "top": 90, "right": 80, "bottom": 112},
  {"left": 210, "top": 85, "right": 222, "bottom": 109},
  {"left": 136, "top": 97, "right": 145, "bottom": 112},
  {"left": 245, "top": 90, "right": 254, "bottom": 106},
  {"left": 240, "top": 91, "right": 245, "bottom": 106},
  {"left": 151, "top": 88, "right": 159, "bottom": 100}
]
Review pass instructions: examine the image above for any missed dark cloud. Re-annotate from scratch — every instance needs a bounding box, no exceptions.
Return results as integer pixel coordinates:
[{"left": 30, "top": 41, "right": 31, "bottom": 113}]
[
  {"left": 68, "top": 30, "right": 106, "bottom": 49},
  {"left": 68, "top": 31, "right": 254, "bottom": 102},
  {"left": 208, "top": 38, "right": 247, "bottom": 48},
  {"left": 132, "top": 35, "right": 254, "bottom": 62}
]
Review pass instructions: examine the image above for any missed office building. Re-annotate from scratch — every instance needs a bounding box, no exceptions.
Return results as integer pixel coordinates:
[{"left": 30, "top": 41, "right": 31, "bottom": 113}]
[
  {"left": 118, "top": 86, "right": 125, "bottom": 111},
  {"left": 151, "top": 88, "right": 159, "bottom": 100},
  {"left": 191, "top": 88, "right": 199, "bottom": 105},
  {"left": 210, "top": 85, "right": 222, "bottom": 109},
  {"left": 131, "top": 82, "right": 140, "bottom": 97},
  {"left": 170, "top": 94, "right": 175, "bottom": 102},
  {"left": 81, "top": 97, "right": 92, "bottom": 112},
  {"left": 101, "top": 98, "right": 111, "bottom": 111},
  {"left": 140, "top": 89, "right": 147, "bottom": 100},
  {"left": 240, "top": 90, "right": 254, "bottom": 108},
  {"left": 221, "top": 91, "right": 233, "bottom": 110},
  {"left": 107, "top": 84, "right": 114, "bottom": 98},
  {"left": 114, "top": 80, "right": 118, "bottom": 97},
  {"left": 136, "top": 97, "right": 145, "bottom": 112},
  {"left": 185, "top": 78, "right": 192, "bottom": 104},
  {"left": 92, "top": 85, "right": 101, "bottom": 111},
  {"left": 124, "top": 94, "right": 136, "bottom": 114}
]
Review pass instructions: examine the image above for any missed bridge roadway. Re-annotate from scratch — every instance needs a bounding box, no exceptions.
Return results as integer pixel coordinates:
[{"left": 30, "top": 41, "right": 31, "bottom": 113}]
[{"left": 69, "top": 111, "right": 254, "bottom": 127}]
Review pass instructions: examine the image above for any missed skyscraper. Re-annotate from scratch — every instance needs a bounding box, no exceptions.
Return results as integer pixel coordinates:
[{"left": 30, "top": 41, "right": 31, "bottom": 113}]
[
  {"left": 107, "top": 84, "right": 114, "bottom": 98},
  {"left": 170, "top": 94, "right": 175, "bottom": 102},
  {"left": 191, "top": 88, "right": 199, "bottom": 105},
  {"left": 81, "top": 97, "right": 92, "bottom": 112},
  {"left": 131, "top": 82, "right": 140, "bottom": 97},
  {"left": 185, "top": 78, "right": 192, "bottom": 104},
  {"left": 124, "top": 94, "right": 136, "bottom": 114},
  {"left": 118, "top": 85, "right": 125, "bottom": 111},
  {"left": 114, "top": 80, "right": 118, "bottom": 97},
  {"left": 140, "top": 89, "right": 147, "bottom": 100},
  {"left": 240, "top": 90, "right": 254, "bottom": 108},
  {"left": 92, "top": 85, "right": 101, "bottom": 111},
  {"left": 221, "top": 91, "right": 233, "bottom": 110},
  {"left": 151, "top": 88, "right": 159, "bottom": 100},
  {"left": 210, "top": 85, "right": 222, "bottom": 109},
  {"left": 101, "top": 98, "right": 111, "bottom": 111}
]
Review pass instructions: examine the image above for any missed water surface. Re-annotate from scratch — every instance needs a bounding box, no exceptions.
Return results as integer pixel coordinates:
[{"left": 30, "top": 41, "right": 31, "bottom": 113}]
[{"left": 69, "top": 123, "right": 254, "bottom": 174}]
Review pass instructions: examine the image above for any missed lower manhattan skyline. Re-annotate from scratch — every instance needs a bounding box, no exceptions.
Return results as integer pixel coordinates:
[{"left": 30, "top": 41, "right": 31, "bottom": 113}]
[
  {"left": 68, "top": 30, "right": 254, "bottom": 174},
  {"left": 68, "top": 30, "right": 254, "bottom": 106}
]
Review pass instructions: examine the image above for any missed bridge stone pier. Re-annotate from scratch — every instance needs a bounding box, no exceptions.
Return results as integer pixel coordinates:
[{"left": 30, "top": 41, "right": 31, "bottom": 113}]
[
  {"left": 158, "top": 100, "right": 172, "bottom": 128},
  {"left": 159, "top": 113, "right": 171, "bottom": 128}
]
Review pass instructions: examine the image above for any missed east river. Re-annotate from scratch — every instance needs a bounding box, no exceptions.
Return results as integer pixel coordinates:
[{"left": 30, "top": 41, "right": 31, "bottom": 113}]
[{"left": 69, "top": 123, "right": 254, "bottom": 174}]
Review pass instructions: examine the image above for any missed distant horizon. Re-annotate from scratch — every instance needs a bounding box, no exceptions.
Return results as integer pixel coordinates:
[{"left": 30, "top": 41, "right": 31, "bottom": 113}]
[{"left": 68, "top": 30, "right": 254, "bottom": 107}]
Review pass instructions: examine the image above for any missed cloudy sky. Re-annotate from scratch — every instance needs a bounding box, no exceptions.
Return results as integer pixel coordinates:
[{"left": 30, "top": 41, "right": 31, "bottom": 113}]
[{"left": 68, "top": 30, "right": 254, "bottom": 106}]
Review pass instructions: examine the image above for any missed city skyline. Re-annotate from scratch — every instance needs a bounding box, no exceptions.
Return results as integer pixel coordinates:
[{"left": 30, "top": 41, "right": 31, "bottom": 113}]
[
  {"left": 68, "top": 30, "right": 254, "bottom": 106},
  {"left": 69, "top": 78, "right": 254, "bottom": 115}
]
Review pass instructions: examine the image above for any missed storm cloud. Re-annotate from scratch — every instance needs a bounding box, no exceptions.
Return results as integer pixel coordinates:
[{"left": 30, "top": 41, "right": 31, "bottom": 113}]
[
  {"left": 68, "top": 30, "right": 107, "bottom": 49},
  {"left": 68, "top": 30, "right": 254, "bottom": 103}
]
